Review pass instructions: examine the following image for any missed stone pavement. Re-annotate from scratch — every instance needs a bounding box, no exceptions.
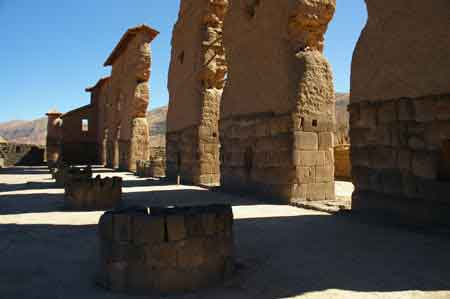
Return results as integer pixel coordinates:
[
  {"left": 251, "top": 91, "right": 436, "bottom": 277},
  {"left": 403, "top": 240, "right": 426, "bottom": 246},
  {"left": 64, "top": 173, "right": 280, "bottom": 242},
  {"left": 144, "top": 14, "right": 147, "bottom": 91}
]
[{"left": 0, "top": 166, "right": 449, "bottom": 299}]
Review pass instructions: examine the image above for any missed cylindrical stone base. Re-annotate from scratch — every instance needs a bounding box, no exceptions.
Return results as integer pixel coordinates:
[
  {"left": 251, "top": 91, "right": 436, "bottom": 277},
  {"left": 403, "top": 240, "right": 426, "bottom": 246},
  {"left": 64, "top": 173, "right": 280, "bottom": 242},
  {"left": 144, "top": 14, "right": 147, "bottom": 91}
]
[{"left": 97, "top": 205, "right": 234, "bottom": 294}]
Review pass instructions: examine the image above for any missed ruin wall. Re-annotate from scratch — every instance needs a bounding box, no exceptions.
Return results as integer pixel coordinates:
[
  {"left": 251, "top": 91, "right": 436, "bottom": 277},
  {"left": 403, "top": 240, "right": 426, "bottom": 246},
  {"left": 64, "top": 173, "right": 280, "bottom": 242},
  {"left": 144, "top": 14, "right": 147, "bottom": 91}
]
[{"left": 350, "top": 0, "right": 450, "bottom": 224}]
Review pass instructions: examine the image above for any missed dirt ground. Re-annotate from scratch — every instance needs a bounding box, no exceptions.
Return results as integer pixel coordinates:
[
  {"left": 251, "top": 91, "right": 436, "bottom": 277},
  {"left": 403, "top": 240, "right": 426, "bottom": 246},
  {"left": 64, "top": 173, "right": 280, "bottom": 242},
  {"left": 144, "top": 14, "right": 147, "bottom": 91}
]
[{"left": 0, "top": 166, "right": 449, "bottom": 299}]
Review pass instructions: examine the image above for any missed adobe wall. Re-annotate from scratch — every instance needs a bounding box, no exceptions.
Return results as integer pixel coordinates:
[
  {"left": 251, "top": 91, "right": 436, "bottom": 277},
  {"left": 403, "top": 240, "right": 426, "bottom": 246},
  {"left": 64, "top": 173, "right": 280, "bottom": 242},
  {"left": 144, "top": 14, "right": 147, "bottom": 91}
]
[
  {"left": 0, "top": 143, "right": 45, "bottom": 167},
  {"left": 220, "top": 0, "right": 336, "bottom": 202},
  {"left": 61, "top": 105, "right": 99, "bottom": 164},
  {"left": 166, "top": 0, "right": 227, "bottom": 186},
  {"left": 107, "top": 29, "right": 155, "bottom": 172},
  {"left": 45, "top": 112, "right": 63, "bottom": 163},
  {"left": 350, "top": 0, "right": 450, "bottom": 225},
  {"left": 88, "top": 78, "right": 111, "bottom": 165}
]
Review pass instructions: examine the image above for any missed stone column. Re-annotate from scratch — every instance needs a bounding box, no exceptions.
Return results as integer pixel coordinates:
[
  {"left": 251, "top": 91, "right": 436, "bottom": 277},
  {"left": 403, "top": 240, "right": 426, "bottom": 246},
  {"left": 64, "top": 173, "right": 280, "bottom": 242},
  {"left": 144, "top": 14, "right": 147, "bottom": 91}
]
[
  {"left": 45, "top": 111, "right": 63, "bottom": 164},
  {"left": 166, "top": 0, "right": 228, "bottom": 186},
  {"left": 219, "top": 0, "right": 336, "bottom": 203}
]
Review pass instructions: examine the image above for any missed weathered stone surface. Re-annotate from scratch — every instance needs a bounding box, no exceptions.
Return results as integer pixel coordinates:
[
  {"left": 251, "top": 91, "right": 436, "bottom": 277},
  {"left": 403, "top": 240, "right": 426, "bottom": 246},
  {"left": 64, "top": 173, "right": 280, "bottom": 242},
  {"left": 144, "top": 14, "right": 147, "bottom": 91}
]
[
  {"left": 220, "top": 0, "right": 336, "bottom": 203},
  {"left": 98, "top": 205, "right": 234, "bottom": 294},
  {"left": 166, "top": 0, "right": 227, "bottom": 186},
  {"left": 64, "top": 175, "right": 122, "bottom": 210},
  {"left": 351, "top": 0, "right": 450, "bottom": 103}
]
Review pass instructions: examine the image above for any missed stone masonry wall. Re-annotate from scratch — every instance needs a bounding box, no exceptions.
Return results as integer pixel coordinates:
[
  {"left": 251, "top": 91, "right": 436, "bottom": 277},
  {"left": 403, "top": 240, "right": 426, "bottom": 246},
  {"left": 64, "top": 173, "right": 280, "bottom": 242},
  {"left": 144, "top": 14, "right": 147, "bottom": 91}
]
[
  {"left": 350, "top": 0, "right": 450, "bottom": 225},
  {"left": 166, "top": 0, "right": 227, "bottom": 186},
  {"left": 220, "top": 0, "right": 336, "bottom": 203},
  {"left": 350, "top": 94, "right": 450, "bottom": 224},
  {"left": 97, "top": 205, "right": 234, "bottom": 294},
  {"left": 64, "top": 175, "right": 122, "bottom": 210}
]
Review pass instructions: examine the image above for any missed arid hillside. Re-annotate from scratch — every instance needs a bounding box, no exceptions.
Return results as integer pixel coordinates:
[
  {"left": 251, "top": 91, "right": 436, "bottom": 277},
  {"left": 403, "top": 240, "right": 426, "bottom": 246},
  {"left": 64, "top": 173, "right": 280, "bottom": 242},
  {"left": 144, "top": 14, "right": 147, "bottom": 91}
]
[{"left": 0, "top": 94, "right": 349, "bottom": 147}]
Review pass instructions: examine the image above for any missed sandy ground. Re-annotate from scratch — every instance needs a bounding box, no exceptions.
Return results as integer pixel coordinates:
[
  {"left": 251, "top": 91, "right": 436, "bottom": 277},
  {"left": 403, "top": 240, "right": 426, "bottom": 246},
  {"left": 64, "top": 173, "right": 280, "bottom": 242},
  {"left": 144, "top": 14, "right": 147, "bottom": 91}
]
[{"left": 0, "top": 166, "right": 449, "bottom": 299}]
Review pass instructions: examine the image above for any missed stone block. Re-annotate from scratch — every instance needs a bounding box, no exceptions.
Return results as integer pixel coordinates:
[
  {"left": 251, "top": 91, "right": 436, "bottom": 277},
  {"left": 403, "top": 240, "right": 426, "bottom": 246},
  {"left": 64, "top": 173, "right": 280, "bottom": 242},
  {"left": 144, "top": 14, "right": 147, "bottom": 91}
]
[
  {"left": 148, "top": 242, "right": 178, "bottom": 268},
  {"left": 375, "top": 126, "right": 392, "bottom": 146},
  {"left": 167, "top": 215, "right": 187, "bottom": 241},
  {"left": 132, "top": 215, "right": 165, "bottom": 245},
  {"left": 114, "top": 214, "right": 132, "bottom": 242},
  {"left": 435, "top": 95, "right": 450, "bottom": 121},
  {"left": 177, "top": 238, "right": 205, "bottom": 269},
  {"left": 414, "top": 98, "right": 435, "bottom": 123},
  {"left": 293, "top": 150, "right": 326, "bottom": 167},
  {"left": 412, "top": 152, "right": 437, "bottom": 179},
  {"left": 202, "top": 213, "right": 217, "bottom": 236},
  {"left": 408, "top": 136, "right": 426, "bottom": 150},
  {"left": 185, "top": 214, "right": 205, "bottom": 237},
  {"left": 315, "top": 165, "right": 334, "bottom": 183},
  {"left": 318, "top": 132, "right": 334, "bottom": 150},
  {"left": 296, "top": 167, "right": 315, "bottom": 184},
  {"left": 397, "top": 150, "right": 412, "bottom": 171},
  {"left": 378, "top": 101, "right": 397, "bottom": 124},
  {"left": 398, "top": 98, "right": 414, "bottom": 121},
  {"left": 369, "top": 147, "right": 397, "bottom": 170},
  {"left": 351, "top": 148, "right": 370, "bottom": 167},
  {"left": 294, "top": 132, "right": 318, "bottom": 150},
  {"left": 352, "top": 103, "right": 377, "bottom": 129}
]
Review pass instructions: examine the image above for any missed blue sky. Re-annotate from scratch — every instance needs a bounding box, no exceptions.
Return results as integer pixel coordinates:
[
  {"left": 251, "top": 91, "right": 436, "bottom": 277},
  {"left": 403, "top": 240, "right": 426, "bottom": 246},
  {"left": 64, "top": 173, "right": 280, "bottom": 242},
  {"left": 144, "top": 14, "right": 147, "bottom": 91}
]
[{"left": 0, "top": 1, "right": 367, "bottom": 122}]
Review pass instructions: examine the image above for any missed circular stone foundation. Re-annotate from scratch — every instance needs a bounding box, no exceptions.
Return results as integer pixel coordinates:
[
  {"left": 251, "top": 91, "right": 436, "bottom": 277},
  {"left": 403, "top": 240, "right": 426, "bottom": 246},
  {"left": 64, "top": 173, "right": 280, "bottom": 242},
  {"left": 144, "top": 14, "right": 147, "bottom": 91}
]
[{"left": 97, "top": 205, "right": 234, "bottom": 294}]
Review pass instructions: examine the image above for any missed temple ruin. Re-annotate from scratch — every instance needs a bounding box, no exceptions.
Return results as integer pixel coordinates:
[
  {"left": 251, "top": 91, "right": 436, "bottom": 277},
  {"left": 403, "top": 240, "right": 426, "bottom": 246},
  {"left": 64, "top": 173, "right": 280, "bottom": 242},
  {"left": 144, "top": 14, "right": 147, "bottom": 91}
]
[
  {"left": 47, "top": 25, "right": 159, "bottom": 172},
  {"left": 350, "top": 0, "right": 450, "bottom": 225},
  {"left": 166, "top": 0, "right": 228, "bottom": 186},
  {"left": 219, "top": 0, "right": 336, "bottom": 203}
]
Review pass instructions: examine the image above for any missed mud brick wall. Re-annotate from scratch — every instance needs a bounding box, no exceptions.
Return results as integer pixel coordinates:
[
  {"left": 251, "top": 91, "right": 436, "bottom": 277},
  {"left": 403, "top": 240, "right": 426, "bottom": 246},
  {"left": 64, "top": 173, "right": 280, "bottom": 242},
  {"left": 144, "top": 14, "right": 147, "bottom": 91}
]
[
  {"left": 102, "top": 26, "right": 158, "bottom": 172},
  {"left": 97, "top": 205, "right": 234, "bottom": 294},
  {"left": 166, "top": 0, "right": 227, "bottom": 186},
  {"left": 220, "top": 0, "right": 336, "bottom": 203},
  {"left": 334, "top": 145, "right": 351, "bottom": 180},
  {"left": 46, "top": 112, "right": 63, "bottom": 163},
  {"left": 64, "top": 176, "right": 122, "bottom": 210},
  {"left": 61, "top": 104, "right": 100, "bottom": 165},
  {"left": 0, "top": 143, "right": 45, "bottom": 167},
  {"left": 350, "top": 95, "right": 450, "bottom": 224}
]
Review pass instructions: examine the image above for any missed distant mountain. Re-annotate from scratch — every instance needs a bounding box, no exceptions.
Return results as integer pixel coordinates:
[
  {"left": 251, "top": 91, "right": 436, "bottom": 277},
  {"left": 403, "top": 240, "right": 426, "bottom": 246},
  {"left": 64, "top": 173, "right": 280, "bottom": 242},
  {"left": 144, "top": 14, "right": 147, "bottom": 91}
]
[
  {"left": 0, "top": 94, "right": 349, "bottom": 147},
  {"left": 0, "top": 118, "right": 47, "bottom": 145}
]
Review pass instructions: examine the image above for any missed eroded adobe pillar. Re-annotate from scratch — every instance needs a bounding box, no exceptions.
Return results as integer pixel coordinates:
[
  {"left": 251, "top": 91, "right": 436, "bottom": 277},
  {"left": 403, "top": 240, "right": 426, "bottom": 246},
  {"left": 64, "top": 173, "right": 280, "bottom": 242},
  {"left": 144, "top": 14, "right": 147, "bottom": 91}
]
[
  {"left": 350, "top": 0, "right": 450, "bottom": 224},
  {"left": 45, "top": 110, "right": 63, "bottom": 164},
  {"left": 104, "top": 25, "right": 159, "bottom": 172},
  {"left": 166, "top": 0, "right": 228, "bottom": 186},
  {"left": 220, "top": 0, "right": 336, "bottom": 203}
]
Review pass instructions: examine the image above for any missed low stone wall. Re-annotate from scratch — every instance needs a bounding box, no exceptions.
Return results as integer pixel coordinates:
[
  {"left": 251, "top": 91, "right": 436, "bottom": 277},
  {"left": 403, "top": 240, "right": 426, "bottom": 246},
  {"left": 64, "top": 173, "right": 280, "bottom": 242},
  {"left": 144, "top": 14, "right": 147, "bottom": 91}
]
[
  {"left": 0, "top": 143, "right": 45, "bottom": 167},
  {"left": 135, "top": 159, "right": 165, "bottom": 178},
  {"left": 97, "top": 205, "right": 234, "bottom": 294},
  {"left": 55, "top": 165, "right": 93, "bottom": 187},
  {"left": 334, "top": 145, "right": 351, "bottom": 180},
  {"left": 64, "top": 175, "right": 122, "bottom": 210},
  {"left": 350, "top": 94, "right": 450, "bottom": 225},
  {"left": 220, "top": 113, "right": 335, "bottom": 203},
  {"left": 166, "top": 125, "right": 220, "bottom": 186}
]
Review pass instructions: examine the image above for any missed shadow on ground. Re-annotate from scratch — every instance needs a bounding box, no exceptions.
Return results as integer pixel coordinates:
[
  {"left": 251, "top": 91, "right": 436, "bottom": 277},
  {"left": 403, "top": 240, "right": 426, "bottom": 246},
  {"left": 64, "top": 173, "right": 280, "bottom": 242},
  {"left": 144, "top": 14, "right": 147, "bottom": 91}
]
[{"left": 1, "top": 214, "right": 450, "bottom": 299}]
